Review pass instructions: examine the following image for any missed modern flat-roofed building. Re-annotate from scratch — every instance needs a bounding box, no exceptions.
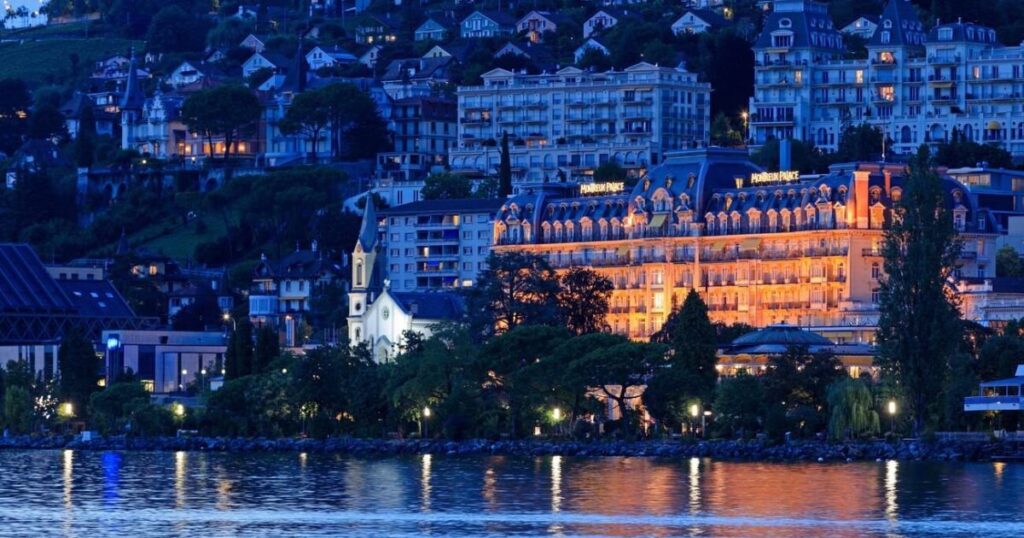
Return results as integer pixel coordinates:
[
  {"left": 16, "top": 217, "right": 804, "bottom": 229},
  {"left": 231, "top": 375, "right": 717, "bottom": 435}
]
[
  {"left": 102, "top": 329, "right": 226, "bottom": 394},
  {"left": 492, "top": 148, "right": 1008, "bottom": 341},
  {"left": 450, "top": 62, "right": 710, "bottom": 184},
  {"left": 377, "top": 198, "right": 504, "bottom": 291},
  {"left": 749, "top": 0, "right": 1024, "bottom": 160}
]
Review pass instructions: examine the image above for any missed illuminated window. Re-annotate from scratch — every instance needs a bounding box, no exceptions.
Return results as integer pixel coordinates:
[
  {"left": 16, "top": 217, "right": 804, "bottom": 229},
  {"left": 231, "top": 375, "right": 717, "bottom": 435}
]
[{"left": 854, "top": 70, "right": 864, "bottom": 84}]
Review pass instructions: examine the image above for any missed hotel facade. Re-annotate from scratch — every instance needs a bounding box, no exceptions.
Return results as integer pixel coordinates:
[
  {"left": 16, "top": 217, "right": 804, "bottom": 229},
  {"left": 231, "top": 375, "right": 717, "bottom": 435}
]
[
  {"left": 749, "top": 0, "right": 1024, "bottom": 160},
  {"left": 450, "top": 63, "right": 711, "bottom": 184},
  {"left": 492, "top": 148, "right": 1005, "bottom": 343}
]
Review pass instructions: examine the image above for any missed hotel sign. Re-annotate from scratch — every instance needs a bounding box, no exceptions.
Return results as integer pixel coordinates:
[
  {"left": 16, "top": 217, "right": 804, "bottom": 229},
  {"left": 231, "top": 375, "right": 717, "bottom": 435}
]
[
  {"left": 581, "top": 182, "right": 625, "bottom": 195},
  {"left": 750, "top": 170, "right": 800, "bottom": 186}
]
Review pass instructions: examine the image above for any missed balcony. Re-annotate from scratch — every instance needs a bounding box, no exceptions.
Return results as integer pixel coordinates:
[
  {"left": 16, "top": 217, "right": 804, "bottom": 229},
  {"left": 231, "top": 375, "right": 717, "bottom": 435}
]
[
  {"left": 861, "top": 248, "right": 882, "bottom": 256},
  {"left": 928, "top": 55, "right": 961, "bottom": 65},
  {"left": 964, "top": 395, "right": 1023, "bottom": 412}
]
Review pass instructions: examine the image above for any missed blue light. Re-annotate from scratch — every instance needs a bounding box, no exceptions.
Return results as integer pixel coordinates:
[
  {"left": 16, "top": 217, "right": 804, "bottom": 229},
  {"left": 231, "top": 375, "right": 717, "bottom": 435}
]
[{"left": 106, "top": 337, "right": 120, "bottom": 350}]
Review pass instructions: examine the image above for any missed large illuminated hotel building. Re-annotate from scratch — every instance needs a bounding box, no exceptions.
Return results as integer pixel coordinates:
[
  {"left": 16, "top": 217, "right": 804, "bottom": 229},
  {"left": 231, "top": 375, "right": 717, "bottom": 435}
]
[
  {"left": 750, "top": 0, "right": 1024, "bottom": 159},
  {"left": 493, "top": 148, "right": 1018, "bottom": 343}
]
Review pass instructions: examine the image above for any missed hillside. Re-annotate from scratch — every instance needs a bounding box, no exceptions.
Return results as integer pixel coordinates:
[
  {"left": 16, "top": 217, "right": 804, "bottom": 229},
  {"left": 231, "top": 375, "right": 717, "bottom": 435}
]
[{"left": 0, "top": 37, "right": 140, "bottom": 85}]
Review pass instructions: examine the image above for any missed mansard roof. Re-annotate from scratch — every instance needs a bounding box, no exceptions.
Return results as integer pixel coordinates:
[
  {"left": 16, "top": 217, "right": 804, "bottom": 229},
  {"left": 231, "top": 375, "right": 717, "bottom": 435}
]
[
  {"left": 754, "top": 1, "right": 844, "bottom": 52},
  {"left": 869, "top": 0, "right": 926, "bottom": 48}
]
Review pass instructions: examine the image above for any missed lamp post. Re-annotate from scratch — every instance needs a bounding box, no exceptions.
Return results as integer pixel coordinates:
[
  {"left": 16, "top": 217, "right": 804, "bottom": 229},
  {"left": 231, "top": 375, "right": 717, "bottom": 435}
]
[
  {"left": 740, "top": 111, "right": 749, "bottom": 144},
  {"left": 422, "top": 406, "right": 431, "bottom": 438},
  {"left": 552, "top": 407, "right": 562, "bottom": 436},
  {"left": 689, "top": 403, "right": 700, "bottom": 437},
  {"left": 887, "top": 400, "right": 897, "bottom": 434},
  {"left": 223, "top": 312, "right": 236, "bottom": 331},
  {"left": 703, "top": 410, "right": 712, "bottom": 436}
]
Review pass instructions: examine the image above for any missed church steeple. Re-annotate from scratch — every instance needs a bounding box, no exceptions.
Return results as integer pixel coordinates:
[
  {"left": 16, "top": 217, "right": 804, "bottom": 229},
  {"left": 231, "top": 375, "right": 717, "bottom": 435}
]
[{"left": 119, "top": 48, "right": 145, "bottom": 111}]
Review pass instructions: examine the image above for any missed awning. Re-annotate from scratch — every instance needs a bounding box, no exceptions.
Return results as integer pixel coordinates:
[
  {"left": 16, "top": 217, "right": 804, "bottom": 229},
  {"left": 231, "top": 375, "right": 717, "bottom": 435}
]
[
  {"left": 649, "top": 214, "right": 667, "bottom": 228},
  {"left": 740, "top": 238, "right": 762, "bottom": 252},
  {"left": 616, "top": 246, "right": 630, "bottom": 256}
]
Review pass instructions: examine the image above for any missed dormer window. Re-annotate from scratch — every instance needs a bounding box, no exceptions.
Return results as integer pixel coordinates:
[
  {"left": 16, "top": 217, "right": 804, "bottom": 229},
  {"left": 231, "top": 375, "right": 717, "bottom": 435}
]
[
  {"left": 883, "top": 19, "right": 892, "bottom": 28},
  {"left": 779, "top": 18, "right": 792, "bottom": 28},
  {"left": 881, "top": 31, "right": 890, "bottom": 44},
  {"left": 938, "top": 28, "right": 952, "bottom": 41}
]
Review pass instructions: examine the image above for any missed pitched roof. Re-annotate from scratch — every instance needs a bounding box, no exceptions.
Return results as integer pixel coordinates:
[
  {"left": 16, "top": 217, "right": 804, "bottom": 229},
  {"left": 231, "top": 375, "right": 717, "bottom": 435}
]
[
  {"left": 754, "top": 1, "right": 844, "bottom": 52},
  {"left": 57, "top": 279, "right": 135, "bottom": 318},
  {"left": 0, "top": 244, "right": 75, "bottom": 313},
  {"left": 679, "top": 9, "right": 728, "bottom": 28},
  {"left": 357, "top": 195, "right": 378, "bottom": 251},
  {"left": 465, "top": 10, "right": 516, "bottom": 27},
  {"left": 391, "top": 291, "right": 465, "bottom": 320},
  {"left": 119, "top": 51, "right": 146, "bottom": 110}
]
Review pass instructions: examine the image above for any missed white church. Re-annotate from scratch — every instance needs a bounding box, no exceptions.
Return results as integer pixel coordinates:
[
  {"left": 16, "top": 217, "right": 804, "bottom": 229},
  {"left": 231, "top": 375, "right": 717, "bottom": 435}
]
[{"left": 347, "top": 197, "right": 466, "bottom": 362}]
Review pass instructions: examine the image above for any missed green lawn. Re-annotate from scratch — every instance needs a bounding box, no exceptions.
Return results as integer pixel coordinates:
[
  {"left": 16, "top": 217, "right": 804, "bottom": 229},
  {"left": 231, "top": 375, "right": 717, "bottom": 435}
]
[
  {"left": 4, "top": 21, "right": 92, "bottom": 39},
  {"left": 138, "top": 214, "right": 229, "bottom": 259},
  {"left": 0, "top": 38, "right": 141, "bottom": 85}
]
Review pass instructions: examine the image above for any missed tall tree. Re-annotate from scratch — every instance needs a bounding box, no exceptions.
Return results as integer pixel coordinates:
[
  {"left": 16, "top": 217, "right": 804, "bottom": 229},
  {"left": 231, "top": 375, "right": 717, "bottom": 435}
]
[
  {"left": 465, "top": 252, "right": 561, "bottom": 337},
  {"left": 0, "top": 78, "right": 31, "bottom": 154},
  {"left": 826, "top": 378, "right": 880, "bottom": 440},
  {"left": 225, "top": 318, "right": 254, "bottom": 379},
  {"left": 567, "top": 340, "right": 666, "bottom": 435},
  {"left": 181, "top": 85, "right": 261, "bottom": 161},
  {"left": 557, "top": 267, "right": 613, "bottom": 335},
  {"left": 422, "top": 172, "right": 472, "bottom": 200},
  {"left": 876, "top": 146, "right": 962, "bottom": 436},
  {"left": 317, "top": 83, "right": 390, "bottom": 160},
  {"left": 254, "top": 325, "right": 280, "bottom": 373},
  {"left": 58, "top": 329, "right": 100, "bottom": 419},
  {"left": 654, "top": 289, "right": 718, "bottom": 402},
  {"left": 498, "top": 131, "right": 512, "bottom": 198},
  {"left": 279, "top": 90, "right": 330, "bottom": 162}
]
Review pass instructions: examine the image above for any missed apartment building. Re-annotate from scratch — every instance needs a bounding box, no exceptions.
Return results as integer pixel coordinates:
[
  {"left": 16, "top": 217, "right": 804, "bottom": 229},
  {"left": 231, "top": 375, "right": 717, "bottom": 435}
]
[
  {"left": 492, "top": 148, "right": 1010, "bottom": 342},
  {"left": 379, "top": 198, "right": 503, "bottom": 291},
  {"left": 450, "top": 62, "right": 710, "bottom": 184},
  {"left": 749, "top": 0, "right": 1024, "bottom": 160}
]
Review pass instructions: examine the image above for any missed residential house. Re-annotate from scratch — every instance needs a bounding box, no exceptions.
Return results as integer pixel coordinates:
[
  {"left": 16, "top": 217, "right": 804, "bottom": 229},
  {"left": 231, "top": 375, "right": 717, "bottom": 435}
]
[
  {"left": 103, "top": 329, "right": 228, "bottom": 394},
  {"left": 5, "top": 140, "right": 68, "bottom": 188},
  {"left": 517, "top": 11, "right": 566, "bottom": 43},
  {"left": 242, "top": 51, "right": 287, "bottom": 79},
  {"left": 355, "top": 14, "right": 399, "bottom": 45},
  {"left": 166, "top": 61, "right": 206, "bottom": 89},
  {"left": 422, "top": 41, "right": 478, "bottom": 63},
  {"left": 380, "top": 56, "right": 457, "bottom": 98},
  {"left": 494, "top": 41, "right": 558, "bottom": 72},
  {"left": 305, "top": 45, "right": 357, "bottom": 71},
  {"left": 671, "top": 9, "right": 727, "bottom": 35},
  {"left": 359, "top": 45, "right": 384, "bottom": 68},
  {"left": 415, "top": 17, "right": 453, "bottom": 42},
  {"left": 460, "top": 10, "right": 516, "bottom": 39},
  {"left": 239, "top": 33, "right": 266, "bottom": 52},
  {"left": 249, "top": 245, "right": 347, "bottom": 348},
  {"left": 375, "top": 95, "right": 457, "bottom": 205},
  {"left": 583, "top": 9, "right": 625, "bottom": 39},
  {"left": 841, "top": 15, "right": 879, "bottom": 40},
  {"left": 59, "top": 92, "right": 117, "bottom": 140},
  {"left": 574, "top": 38, "right": 610, "bottom": 63}
]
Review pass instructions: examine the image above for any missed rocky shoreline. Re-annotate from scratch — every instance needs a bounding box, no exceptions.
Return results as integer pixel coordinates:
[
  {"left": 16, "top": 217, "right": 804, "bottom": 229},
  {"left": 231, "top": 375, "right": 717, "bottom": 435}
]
[{"left": 0, "top": 434, "right": 1019, "bottom": 462}]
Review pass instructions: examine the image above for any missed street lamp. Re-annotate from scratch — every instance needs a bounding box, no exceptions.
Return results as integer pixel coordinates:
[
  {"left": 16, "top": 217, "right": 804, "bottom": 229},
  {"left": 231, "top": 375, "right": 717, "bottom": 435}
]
[
  {"left": 887, "top": 400, "right": 897, "bottom": 434},
  {"left": 223, "top": 312, "right": 236, "bottom": 331},
  {"left": 690, "top": 404, "right": 700, "bottom": 437},
  {"left": 422, "top": 406, "right": 432, "bottom": 438},
  {"left": 740, "top": 111, "right": 749, "bottom": 144},
  {"left": 552, "top": 407, "right": 562, "bottom": 421},
  {"left": 703, "top": 410, "right": 712, "bottom": 437},
  {"left": 172, "top": 402, "right": 186, "bottom": 418}
]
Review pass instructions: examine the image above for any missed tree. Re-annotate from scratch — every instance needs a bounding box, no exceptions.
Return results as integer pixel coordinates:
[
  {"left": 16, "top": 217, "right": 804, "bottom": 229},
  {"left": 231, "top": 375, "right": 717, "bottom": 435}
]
[
  {"left": 465, "top": 251, "right": 561, "bottom": 337},
  {"left": 592, "top": 161, "right": 626, "bottom": 184},
  {"left": 826, "top": 378, "right": 880, "bottom": 440},
  {"left": 254, "top": 325, "right": 280, "bottom": 374},
  {"left": 146, "top": 6, "right": 207, "bottom": 53},
  {"left": 653, "top": 289, "right": 718, "bottom": 403},
  {"left": 876, "top": 146, "right": 963, "bottom": 436},
  {"left": 422, "top": 172, "right": 472, "bottom": 200},
  {"left": 225, "top": 318, "right": 254, "bottom": 379},
  {"left": 181, "top": 85, "right": 261, "bottom": 160},
  {"left": 710, "top": 112, "right": 743, "bottom": 147},
  {"left": 568, "top": 340, "right": 666, "bottom": 436},
  {"left": 935, "top": 130, "right": 1013, "bottom": 169},
  {"left": 317, "top": 83, "right": 390, "bottom": 160},
  {"left": 713, "top": 373, "right": 764, "bottom": 438},
  {"left": 279, "top": 90, "right": 330, "bottom": 162},
  {"left": 977, "top": 334, "right": 1024, "bottom": 382},
  {"left": 498, "top": 131, "right": 512, "bottom": 198},
  {"left": 541, "top": 332, "right": 627, "bottom": 431},
  {"left": 4, "top": 386, "right": 33, "bottom": 433},
  {"left": 761, "top": 346, "right": 845, "bottom": 436},
  {"left": 171, "top": 294, "right": 223, "bottom": 331},
  {"left": 58, "top": 329, "right": 100, "bottom": 419},
  {"left": 836, "top": 123, "right": 884, "bottom": 162},
  {"left": 557, "top": 267, "right": 613, "bottom": 335},
  {"left": 88, "top": 382, "right": 151, "bottom": 435},
  {"left": 75, "top": 101, "right": 96, "bottom": 167},
  {"left": 27, "top": 103, "right": 68, "bottom": 141},
  {"left": 0, "top": 78, "right": 31, "bottom": 154},
  {"left": 996, "top": 245, "right": 1024, "bottom": 277}
]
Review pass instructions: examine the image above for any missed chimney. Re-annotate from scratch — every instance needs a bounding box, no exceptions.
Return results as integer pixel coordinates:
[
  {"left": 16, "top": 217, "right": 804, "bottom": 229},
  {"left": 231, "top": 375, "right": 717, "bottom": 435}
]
[
  {"left": 779, "top": 138, "right": 792, "bottom": 171},
  {"left": 883, "top": 169, "right": 891, "bottom": 194}
]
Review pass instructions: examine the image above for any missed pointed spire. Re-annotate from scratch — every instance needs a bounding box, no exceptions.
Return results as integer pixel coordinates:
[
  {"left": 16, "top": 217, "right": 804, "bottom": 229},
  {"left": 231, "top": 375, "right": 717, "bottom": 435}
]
[
  {"left": 357, "top": 195, "right": 378, "bottom": 251},
  {"left": 119, "top": 47, "right": 145, "bottom": 111},
  {"left": 115, "top": 227, "right": 130, "bottom": 255}
]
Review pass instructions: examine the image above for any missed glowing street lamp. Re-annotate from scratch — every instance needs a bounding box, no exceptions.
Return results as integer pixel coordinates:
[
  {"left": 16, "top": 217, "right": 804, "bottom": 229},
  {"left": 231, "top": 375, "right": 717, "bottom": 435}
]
[
  {"left": 887, "top": 400, "right": 897, "bottom": 434},
  {"left": 172, "top": 402, "right": 186, "bottom": 418},
  {"left": 58, "top": 402, "right": 74, "bottom": 419},
  {"left": 422, "top": 406, "right": 432, "bottom": 438},
  {"left": 552, "top": 407, "right": 562, "bottom": 421}
]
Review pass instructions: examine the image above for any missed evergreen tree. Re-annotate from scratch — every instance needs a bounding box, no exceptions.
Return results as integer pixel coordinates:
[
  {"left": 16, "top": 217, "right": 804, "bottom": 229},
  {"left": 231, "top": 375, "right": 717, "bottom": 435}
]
[
  {"left": 254, "top": 325, "right": 280, "bottom": 373},
  {"left": 225, "top": 318, "right": 254, "bottom": 379},
  {"left": 654, "top": 289, "right": 718, "bottom": 402},
  {"left": 876, "top": 146, "right": 962, "bottom": 436},
  {"left": 498, "top": 131, "right": 512, "bottom": 198},
  {"left": 557, "top": 267, "right": 613, "bottom": 335},
  {"left": 57, "top": 328, "right": 100, "bottom": 419}
]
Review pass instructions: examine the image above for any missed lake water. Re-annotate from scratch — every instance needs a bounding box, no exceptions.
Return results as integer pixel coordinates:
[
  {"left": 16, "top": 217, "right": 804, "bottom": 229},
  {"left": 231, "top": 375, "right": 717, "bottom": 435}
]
[{"left": 0, "top": 450, "right": 1021, "bottom": 536}]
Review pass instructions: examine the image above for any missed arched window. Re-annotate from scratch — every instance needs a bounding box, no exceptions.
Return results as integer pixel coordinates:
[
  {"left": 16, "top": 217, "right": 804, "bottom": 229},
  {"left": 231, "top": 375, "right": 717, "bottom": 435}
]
[{"left": 356, "top": 261, "right": 364, "bottom": 287}]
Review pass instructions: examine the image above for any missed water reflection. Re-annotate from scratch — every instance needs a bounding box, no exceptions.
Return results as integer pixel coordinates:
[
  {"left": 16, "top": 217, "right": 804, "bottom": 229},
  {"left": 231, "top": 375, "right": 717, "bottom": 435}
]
[
  {"left": 8, "top": 451, "right": 1024, "bottom": 536},
  {"left": 420, "top": 454, "right": 432, "bottom": 511},
  {"left": 885, "top": 460, "right": 899, "bottom": 521}
]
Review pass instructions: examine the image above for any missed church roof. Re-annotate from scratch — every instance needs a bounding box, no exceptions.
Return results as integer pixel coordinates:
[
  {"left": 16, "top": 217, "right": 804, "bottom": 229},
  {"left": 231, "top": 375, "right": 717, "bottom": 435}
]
[
  {"left": 119, "top": 51, "right": 146, "bottom": 111},
  {"left": 391, "top": 291, "right": 465, "bottom": 320},
  {"left": 357, "top": 195, "right": 378, "bottom": 251}
]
